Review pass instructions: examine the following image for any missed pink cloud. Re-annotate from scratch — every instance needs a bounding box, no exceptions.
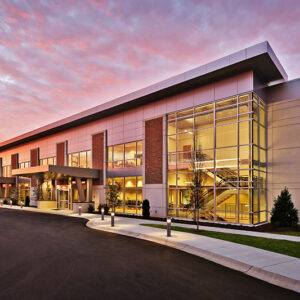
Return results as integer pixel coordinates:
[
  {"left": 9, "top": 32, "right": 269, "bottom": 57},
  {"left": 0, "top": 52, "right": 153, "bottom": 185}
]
[{"left": 0, "top": 0, "right": 299, "bottom": 141}]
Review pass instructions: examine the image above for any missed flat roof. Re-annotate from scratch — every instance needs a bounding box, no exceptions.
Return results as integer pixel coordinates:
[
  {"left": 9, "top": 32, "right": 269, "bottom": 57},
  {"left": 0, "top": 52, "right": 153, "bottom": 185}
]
[{"left": 0, "top": 41, "right": 287, "bottom": 151}]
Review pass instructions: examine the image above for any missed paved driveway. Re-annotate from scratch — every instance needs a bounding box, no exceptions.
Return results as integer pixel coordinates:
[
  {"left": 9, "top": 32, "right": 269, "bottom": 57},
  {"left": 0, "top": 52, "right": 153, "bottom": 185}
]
[{"left": 0, "top": 209, "right": 298, "bottom": 300}]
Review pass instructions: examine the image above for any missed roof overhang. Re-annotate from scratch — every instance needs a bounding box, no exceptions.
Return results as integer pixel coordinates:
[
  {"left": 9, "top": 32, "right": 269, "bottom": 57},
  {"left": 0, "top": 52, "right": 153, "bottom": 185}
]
[
  {"left": 0, "top": 41, "right": 287, "bottom": 151},
  {"left": 12, "top": 165, "right": 100, "bottom": 180}
]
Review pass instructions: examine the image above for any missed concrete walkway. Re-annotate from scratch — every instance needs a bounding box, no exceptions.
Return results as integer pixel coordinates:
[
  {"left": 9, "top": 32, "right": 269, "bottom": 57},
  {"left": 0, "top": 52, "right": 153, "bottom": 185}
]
[{"left": 1, "top": 205, "right": 300, "bottom": 293}]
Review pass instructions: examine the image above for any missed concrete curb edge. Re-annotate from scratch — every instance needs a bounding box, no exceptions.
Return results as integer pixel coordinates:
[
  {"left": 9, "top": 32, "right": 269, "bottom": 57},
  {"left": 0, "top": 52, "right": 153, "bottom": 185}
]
[{"left": 85, "top": 220, "right": 300, "bottom": 294}]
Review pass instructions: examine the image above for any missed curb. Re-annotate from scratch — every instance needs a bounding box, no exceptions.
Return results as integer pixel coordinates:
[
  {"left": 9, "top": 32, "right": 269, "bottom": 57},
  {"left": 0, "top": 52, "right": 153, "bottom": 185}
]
[{"left": 86, "top": 220, "right": 300, "bottom": 294}]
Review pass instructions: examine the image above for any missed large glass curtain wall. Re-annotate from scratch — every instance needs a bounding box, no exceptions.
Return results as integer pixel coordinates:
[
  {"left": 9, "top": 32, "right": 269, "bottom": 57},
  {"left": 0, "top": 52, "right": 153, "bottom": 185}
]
[{"left": 167, "top": 93, "right": 266, "bottom": 224}]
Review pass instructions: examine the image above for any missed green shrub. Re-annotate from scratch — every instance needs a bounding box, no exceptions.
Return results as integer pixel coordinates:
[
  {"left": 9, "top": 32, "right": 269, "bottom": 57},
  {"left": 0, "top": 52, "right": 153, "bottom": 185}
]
[
  {"left": 98, "top": 204, "right": 109, "bottom": 214},
  {"left": 88, "top": 204, "right": 95, "bottom": 213},
  {"left": 271, "top": 187, "right": 299, "bottom": 228},
  {"left": 142, "top": 199, "right": 150, "bottom": 219}
]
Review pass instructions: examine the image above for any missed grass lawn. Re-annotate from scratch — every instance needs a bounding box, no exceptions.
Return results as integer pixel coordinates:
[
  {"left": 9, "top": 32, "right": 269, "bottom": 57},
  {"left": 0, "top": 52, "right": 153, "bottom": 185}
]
[{"left": 140, "top": 224, "right": 300, "bottom": 259}]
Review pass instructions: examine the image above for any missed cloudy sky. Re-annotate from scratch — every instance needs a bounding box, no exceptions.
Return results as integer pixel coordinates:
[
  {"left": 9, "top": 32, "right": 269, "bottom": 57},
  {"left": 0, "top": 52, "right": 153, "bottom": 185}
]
[{"left": 0, "top": 0, "right": 299, "bottom": 141}]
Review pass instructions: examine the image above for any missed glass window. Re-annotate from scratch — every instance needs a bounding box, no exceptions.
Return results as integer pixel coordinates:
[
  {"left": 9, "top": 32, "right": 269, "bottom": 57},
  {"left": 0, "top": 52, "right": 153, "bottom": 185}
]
[
  {"left": 80, "top": 152, "right": 87, "bottom": 168},
  {"left": 114, "top": 145, "right": 124, "bottom": 161},
  {"left": 71, "top": 153, "right": 79, "bottom": 167},
  {"left": 216, "top": 123, "right": 237, "bottom": 148},
  {"left": 87, "top": 151, "right": 91, "bottom": 168},
  {"left": 125, "top": 142, "right": 136, "bottom": 160},
  {"left": 216, "top": 107, "right": 237, "bottom": 120},
  {"left": 216, "top": 97, "right": 237, "bottom": 109},
  {"left": 108, "top": 147, "right": 113, "bottom": 162},
  {"left": 177, "top": 117, "right": 193, "bottom": 133},
  {"left": 195, "top": 103, "right": 213, "bottom": 114},
  {"left": 125, "top": 177, "right": 136, "bottom": 188},
  {"left": 177, "top": 132, "right": 193, "bottom": 152},
  {"left": 239, "top": 146, "right": 250, "bottom": 169},
  {"left": 195, "top": 128, "right": 214, "bottom": 150},
  {"left": 177, "top": 108, "right": 193, "bottom": 118},
  {"left": 216, "top": 147, "right": 238, "bottom": 170},
  {"left": 166, "top": 92, "right": 266, "bottom": 225},
  {"left": 108, "top": 141, "right": 143, "bottom": 168},
  {"left": 253, "top": 121, "right": 258, "bottom": 145},
  {"left": 260, "top": 108, "right": 266, "bottom": 126},
  {"left": 168, "top": 120, "right": 176, "bottom": 135},
  {"left": 239, "top": 121, "right": 250, "bottom": 145},
  {"left": 195, "top": 112, "right": 213, "bottom": 130},
  {"left": 260, "top": 126, "right": 266, "bottom": 149},
  {"left": 107, "top": 176, "right": 143, "bottom": 215}
]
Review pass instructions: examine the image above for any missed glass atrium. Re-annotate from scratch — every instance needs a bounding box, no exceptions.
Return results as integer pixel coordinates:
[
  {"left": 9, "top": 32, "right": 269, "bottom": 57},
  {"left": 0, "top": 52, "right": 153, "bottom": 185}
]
[{"left": 167, "top": 93, "right": 267, "bottom": 224}]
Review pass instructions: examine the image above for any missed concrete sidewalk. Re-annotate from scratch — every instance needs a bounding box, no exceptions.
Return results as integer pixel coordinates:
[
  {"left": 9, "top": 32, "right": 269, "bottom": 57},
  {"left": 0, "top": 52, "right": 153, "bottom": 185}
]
[{"left": 1, "top": 205, "right": 300, "bottom": 293}]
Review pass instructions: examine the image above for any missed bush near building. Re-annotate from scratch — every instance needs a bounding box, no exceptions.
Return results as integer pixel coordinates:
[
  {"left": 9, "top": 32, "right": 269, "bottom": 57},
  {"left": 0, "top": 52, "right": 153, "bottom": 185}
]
[{"left": 271, "top": 187, "right": 299, "bottom": 228}]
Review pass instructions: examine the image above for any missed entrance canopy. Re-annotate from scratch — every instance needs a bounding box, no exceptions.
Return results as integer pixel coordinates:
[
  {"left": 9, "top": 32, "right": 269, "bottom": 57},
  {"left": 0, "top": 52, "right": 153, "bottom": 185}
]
[
  {"left": 12, "top": 165, "right": 100, "bottom": 180},
  {"left": 0, "top": 177, "right": 16, "bottom": 184}
]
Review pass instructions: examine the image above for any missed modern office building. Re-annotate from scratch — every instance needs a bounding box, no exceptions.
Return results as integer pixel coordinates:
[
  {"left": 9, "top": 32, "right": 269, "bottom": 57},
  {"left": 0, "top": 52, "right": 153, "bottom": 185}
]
[{"left": 0, "top": 41, "right": 299, "bottom": 225}]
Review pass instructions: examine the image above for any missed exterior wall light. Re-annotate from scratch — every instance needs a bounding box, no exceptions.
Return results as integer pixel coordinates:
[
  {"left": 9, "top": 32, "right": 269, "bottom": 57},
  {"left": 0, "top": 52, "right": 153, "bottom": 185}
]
[
  {"left": 167, "top": 217, "right": 172, "bottom": 237},
  {"left": 111, "top": 212, "right": 115, "bottom": 227},
  {"left": 101, "top": 207, "right": 105, "bottom": 220},
  {"left": 78, "top": 205, "right": 82, "bottom": 216}
]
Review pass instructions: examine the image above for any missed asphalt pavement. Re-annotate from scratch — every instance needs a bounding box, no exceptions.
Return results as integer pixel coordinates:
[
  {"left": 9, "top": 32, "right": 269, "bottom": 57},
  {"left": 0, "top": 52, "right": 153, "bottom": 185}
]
[{"left": 0, "top": 209, "right": 298, "bottom": 300}]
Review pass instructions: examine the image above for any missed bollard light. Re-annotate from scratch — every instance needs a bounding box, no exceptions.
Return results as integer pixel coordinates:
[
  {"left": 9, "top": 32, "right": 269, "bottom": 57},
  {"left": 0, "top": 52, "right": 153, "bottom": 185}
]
[
  {"left": 78, "top": 205, "right": 82, "bottom": 216},
  {"left": 111, "top": 212, "right": 115, "bottom": 227},
  {"left": 20, "top": 201, "right": 24, "bottom": 209},
  {"left": 101, "top": 207, "right": 105, "bottom": 220},
  {"left": 0, "top": 200, "right": 3, "bottom": 207},
  {"left": 10, "top": 200, "right": 12, "bottom": 207},
  {"left": 167, "top": 217, "right": 172, "bottom": 237}
]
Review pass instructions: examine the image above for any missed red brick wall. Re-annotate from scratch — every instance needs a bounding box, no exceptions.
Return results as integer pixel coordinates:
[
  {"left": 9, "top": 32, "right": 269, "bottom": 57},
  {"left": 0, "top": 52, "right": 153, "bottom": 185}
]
[
  {"left": 92, "top": 132, "right": 104, "bottom": 185},
  {"left": 11, "top": 153, "right": 19, "bottom": 170},
  {"left": 56, "top": 142, "right": 66, "bottom": 166},
  {"left": 30, "top": 148, "right": 39, "bottom": 167},
  {"left": 145, "top": 117, "right": 163, "bottom": 184}
]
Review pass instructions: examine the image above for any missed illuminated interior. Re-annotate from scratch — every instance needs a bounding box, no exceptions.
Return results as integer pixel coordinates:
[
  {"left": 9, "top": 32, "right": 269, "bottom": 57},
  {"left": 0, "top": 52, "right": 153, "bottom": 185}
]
[
  {"left": 107, "top": 176, "right": 143, "bottom": 214},
  {"left": 107, "top": 141, "right": 143, "bottom": 168},
  {"left": 167, "top": 93, "right": 267, "bottom": 224}
]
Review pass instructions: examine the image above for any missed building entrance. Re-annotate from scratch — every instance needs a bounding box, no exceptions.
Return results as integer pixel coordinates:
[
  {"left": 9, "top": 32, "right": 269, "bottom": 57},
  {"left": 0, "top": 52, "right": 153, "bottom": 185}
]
[{"left": 58, "top": 189, "right": 69, "bottom": 209}]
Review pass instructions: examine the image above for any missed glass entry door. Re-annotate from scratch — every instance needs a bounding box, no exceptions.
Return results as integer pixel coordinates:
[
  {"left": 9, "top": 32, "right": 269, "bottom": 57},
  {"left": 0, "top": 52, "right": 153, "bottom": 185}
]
[{"left": 58, "top": 190, "right": 69, "bottom": 209}]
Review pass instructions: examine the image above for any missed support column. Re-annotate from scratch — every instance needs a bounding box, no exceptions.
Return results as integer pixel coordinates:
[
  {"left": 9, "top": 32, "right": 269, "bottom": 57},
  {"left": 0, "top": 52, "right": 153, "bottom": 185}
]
[
  {"left": 5, "top": 184, "right": 9, "bottom": 198},
  {"left": 87, "top": 179, "right": 93, "bottom": 202},
  {"left": 76, "top": 178, "right": 85, "bottom": 202},
  {"left": 0, "top": 185, "right": 3, "bottom": 198}
]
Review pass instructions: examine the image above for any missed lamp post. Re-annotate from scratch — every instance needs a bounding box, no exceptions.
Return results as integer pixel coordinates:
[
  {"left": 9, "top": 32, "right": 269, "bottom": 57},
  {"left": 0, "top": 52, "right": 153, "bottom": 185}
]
[
  {"left": 0, "top": 200, "right": 3, "bottom": 207},
  {"left": 78, "top": 205, "right": 82, "bottom": 216},
  {"left": 111, "top": 212, "right": 115, "bottom": 227},
  {"left": 167, "top": 217, "right": 172, "bottom": 237},
  {"left": 20, "top": 201, "right": 24, "bottom": 209},
  {"left": 101, "top": 207, "right": 104, "bottom": 220},
  {"left": 10, "top": 200, "right": 12, "bottom": 207}
]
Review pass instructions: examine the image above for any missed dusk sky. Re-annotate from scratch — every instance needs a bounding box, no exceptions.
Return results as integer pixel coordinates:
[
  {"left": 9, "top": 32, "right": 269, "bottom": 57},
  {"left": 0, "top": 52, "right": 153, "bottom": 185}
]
[{"left": 0, "top": 0, "right": 299, "bottom": 142}]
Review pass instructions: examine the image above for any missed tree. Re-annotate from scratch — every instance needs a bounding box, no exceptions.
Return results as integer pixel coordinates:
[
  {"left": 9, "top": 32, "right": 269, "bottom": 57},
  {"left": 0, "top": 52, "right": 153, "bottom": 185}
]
[
  {"left": 10, "top": 186, "right": 19, "bottom": 205},
  {"left": 106, "top": 182, "right": 121, "bottom": 212},
  {"left": 271, "top": 187, "right": 299, "bottom": 228},
  {"left": 32, "top": 183, "right": 43, "bottom": 202},
  {"left": 188, "top": 147, "right": 208, "bottom": 230}
]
